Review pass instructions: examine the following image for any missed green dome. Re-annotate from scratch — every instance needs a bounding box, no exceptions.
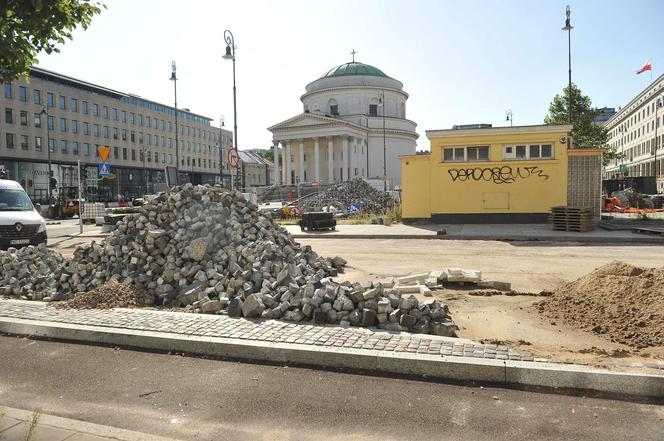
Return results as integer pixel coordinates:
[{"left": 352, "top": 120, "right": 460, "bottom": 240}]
[{"left": 321, "top": 62, "right": 388, "bottom": 78}]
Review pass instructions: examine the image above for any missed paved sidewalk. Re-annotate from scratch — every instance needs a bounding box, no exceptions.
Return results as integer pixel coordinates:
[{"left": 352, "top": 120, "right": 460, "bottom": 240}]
[
  {"left": 0, "top": 300, "right": 532, "bottom": 361},
  {"left": 0, "top": 406, "right": 178, "bottom": 441},
  {"left": 284, "top": 223, "right": 664, "bottom": 243}
]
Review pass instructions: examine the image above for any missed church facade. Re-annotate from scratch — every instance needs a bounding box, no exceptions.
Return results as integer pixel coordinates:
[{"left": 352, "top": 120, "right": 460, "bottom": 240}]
[{"left": 268, "top": 60, "right": 418, "bottom": 188}]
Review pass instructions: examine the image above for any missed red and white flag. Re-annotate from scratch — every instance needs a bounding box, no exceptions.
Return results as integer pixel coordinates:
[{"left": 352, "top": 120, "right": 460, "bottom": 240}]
[{"left": 636, "top": 61, "right": 652, "bottom": 75}]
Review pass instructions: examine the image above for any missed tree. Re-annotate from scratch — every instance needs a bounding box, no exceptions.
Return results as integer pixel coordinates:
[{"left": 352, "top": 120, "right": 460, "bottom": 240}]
[
  {"left": 0, "top": 0, "right": 105, "bottom": 83},
  {"left": 544, "top": 83, "right": 621, "bottom": 167}
]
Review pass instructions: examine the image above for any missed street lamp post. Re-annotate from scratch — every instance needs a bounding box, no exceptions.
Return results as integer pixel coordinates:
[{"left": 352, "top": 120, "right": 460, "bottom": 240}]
[
  {"left": 142, "top": 147, "right": 147, "bottom": 195},
  {"left": 379, "top": 90, "right": 387, "bottom": 191},
  {"left": 170, "top": 61, "right": 180, "bottom": 185},
  {"left": 219, "top": 116, "right": 225, "bottom": 186},
  {"left": 505, "top": 109, "right": 513, "bottom": 127},
  {"left": 39, "top": 107, "right": 52, "bottom": 196},
  {"left": 655, "top": 97, "right": 663, "bottom": 189},
  {"left": 223, "top": 30, "right": 237, "bottom": 190},
  {"left": 562, "top": 5, "right": 573, "bottom": 125}
]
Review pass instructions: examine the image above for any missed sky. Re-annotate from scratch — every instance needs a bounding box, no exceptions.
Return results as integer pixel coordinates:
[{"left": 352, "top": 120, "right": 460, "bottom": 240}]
[{"left": 35, "top": 0, "right": 664, "bottom": 151}]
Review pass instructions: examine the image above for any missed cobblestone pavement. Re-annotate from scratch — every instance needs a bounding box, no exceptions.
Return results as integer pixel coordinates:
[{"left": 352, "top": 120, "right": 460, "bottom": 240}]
[{"left": 0, "top": 300, "right": 539, "bottom": 362}]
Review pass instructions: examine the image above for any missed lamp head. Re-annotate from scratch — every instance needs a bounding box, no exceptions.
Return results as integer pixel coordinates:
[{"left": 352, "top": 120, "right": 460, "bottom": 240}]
[{"left": 223, "top": 45, "right": 234, "bottom": 60}]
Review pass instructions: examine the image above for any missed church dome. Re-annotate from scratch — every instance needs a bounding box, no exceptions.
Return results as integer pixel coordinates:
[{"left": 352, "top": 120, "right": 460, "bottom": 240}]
[{"left": 321, "top": 62, "right": 388, "bottom": 79}]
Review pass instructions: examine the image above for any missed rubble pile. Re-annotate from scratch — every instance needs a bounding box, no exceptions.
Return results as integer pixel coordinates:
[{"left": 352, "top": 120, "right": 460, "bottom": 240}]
[
  {"left": 0, "top": 244, "right": 64, "bottom": 301},
  {"left": 0, "top": 184, "right": 459, "bottom": 335},
  {"left": 537, "top": 261, "right": 664, "bottom": 348},
  {"left": 296, "top": 178, "right": 394, "bottom": 214},
  {"left": 55, "top": 280, "right": 153, "bottom": 309},
  {"left": 391, "top": 269, "right": 511, "bottom": 295},
  {"left": 612, "top": 188, "right": 654, "bottom": 209}
]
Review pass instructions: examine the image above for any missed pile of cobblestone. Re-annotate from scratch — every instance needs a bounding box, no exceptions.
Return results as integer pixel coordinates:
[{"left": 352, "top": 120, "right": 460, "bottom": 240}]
[
  {"left": 0, "top": 184, "right": 457, "bottom": 335},
  {"left": 0, "top": 244, "right": 64, "bottom": 301},
  {"left": 296, "top": 178, "right": 394, "bottom": 214}
]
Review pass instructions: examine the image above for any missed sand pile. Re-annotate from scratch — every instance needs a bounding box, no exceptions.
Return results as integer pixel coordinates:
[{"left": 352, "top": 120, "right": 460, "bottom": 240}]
[
  {"left": 537, "top": 261, "right": 664, "bottom": 349},
  {"left": 55, "top": 281, "right": 153, "bottom": 309}
]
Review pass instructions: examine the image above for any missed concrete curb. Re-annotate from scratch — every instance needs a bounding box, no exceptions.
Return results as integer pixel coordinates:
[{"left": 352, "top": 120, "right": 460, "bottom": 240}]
[
  {"left": 1, "top": 316, "right": 662, "bottom": 400},
  {"left": 291, "top": 233, "right": 664, "bottom": 244},
  {"left": 0, "top": 406, "right": 180, "bottom": 441}
]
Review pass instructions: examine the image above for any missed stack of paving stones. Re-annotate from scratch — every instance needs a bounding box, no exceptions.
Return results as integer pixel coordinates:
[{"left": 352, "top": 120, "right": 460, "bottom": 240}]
[
  {"left": 0, "top": 184, "right": 458, "bottom": 336},
  {"left": 297, "top": 178, "right": 394, "bottom": 214},
  {"left": 0, "top": 244, "right": 64, "bottom": 301}
]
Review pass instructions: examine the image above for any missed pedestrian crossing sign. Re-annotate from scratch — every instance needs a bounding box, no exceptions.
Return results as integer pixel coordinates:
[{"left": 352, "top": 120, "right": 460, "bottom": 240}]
[{"left": 98, "top": 163, "right": 111, "bottom": 177}]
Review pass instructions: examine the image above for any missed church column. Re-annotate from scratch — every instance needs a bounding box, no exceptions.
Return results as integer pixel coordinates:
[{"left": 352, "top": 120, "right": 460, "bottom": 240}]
[
  {"left": 313, "top": 137, "right": 320, "bottom": 182},
  {"left": 327, "top": 136, "right": 334, "bottom": 183},
  {"left": 298, "top": 138, "right": 305, "bottom": 183},
  {"left": 285, "top": 140, "right": 292, "bottom": 185},
  {"left": 273, "top": 140, "right": 280, "bottom": 185},
  {"left": 342, "top": 135, "right": 349, "bottom": 181}
]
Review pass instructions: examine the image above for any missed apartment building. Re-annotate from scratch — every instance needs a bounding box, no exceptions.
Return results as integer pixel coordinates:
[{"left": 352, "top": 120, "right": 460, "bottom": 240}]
[
  {"left": 604, "top": 73, "right": 664, "bottom": 193},
  {"left": 0, "top": 67, "right": 234, "bottom": 203}
]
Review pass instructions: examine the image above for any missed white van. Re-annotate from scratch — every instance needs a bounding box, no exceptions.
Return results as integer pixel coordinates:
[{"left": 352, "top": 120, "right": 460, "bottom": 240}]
[{"left": 0, "top": 179, "right": 47, "bottom": 249}]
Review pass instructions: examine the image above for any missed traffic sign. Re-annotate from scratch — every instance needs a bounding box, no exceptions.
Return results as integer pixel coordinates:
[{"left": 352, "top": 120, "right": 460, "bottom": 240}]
[
  {"left": 97, "top": 146, "right": 111, "bottom": 163},
  {"left": 98, "top": 163, "right": 111, "bottom": 177},
  {"left": 228, "top": 148, "right": 240, "bottom": 168}
]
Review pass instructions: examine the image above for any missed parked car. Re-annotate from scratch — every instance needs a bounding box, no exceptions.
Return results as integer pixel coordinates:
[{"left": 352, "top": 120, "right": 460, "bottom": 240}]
[{"left": 0, "top": 179, "right": 47, "bottom": 249}]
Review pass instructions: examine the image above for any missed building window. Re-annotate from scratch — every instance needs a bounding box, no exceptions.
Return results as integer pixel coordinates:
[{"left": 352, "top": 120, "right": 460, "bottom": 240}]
[
  {"left": 113, "top": 127, "right": 118, "bottom": 139},
  {"left": 138, "top": 114, "right": 143, "bottom": 126},
  {"left": 122, "top": 110, "right": 127, "bottom": 123},
  {"left": 131, "top": 149, "right": 136, "bottom": 161},
  {"left": 59, "top": 118, "right": 67, "bottom": 132},
  {"left": 83, "top": 143, "right": 90, "bottom": 156},
  {"left": 47, "top": 92, "right": 54, "bottom": 107},
  {"left": 72, "top": 120, "right": 78, "bottom": 134},
  {"left": 130, "top": 112, "right": 135, "bottom": 125},
  {"left": 93, "top": 124, "right": 99, "bottom": 137},
  {"left": 122, "top": 129, "right": 127, "bottom": 141},
  {"left": 139, "top": 150, "right": 144, "bottom": 162},
  {"left": 104, "top": 126, "right": 109, "bottom": 138},
  {"left": 33, "top": 89, "right": 41, "bottom": 105},
  {"left": 82, "top": 101, "right": 89, "bottom": 114},
  {"left": 71, "top": 98, "right": 78, "bottom": 112},
  {"left": 35, "top": 136, "right": 42, "bottom": 151},
  {"left": 160, "top": 119, "right": 164, "bottom": 130},
  {"left": 103, "top": 106, "right": 109, "bottom": 119},
  {"left": 18, "top": 86, "right": 26, "bottom": 102},
  {"left": 113, "top": 146, "right": 119, "bottom": 159},
  {"left": 328, "top": 99, "right": 338, "bottom": 115},
  {"left": 6, "top": 133, "right": 15, "bottom": 149},
  {"left": 60, "top": 139, "right": 67, "bottom": 154},
  {"left": 32, "top": 112, "right": 41, "bottom": 128},
  {"left": 503, "top": 144, "right": 553, "bottom": 160},
  {"left": 113, "top": 108, "right": 118, "bottom": 120},
  {"left": 21, "top": 135, "right": 28, "bottom": 150},
  {"left": 20, "top": 111, "right": 27, "bottom": 126},
  {"left": 48, "top": 138, "right": 54, "bottom": 153},
  {"left": 146, "top": 116, "right": 151, "bottom": 128},
  {"left": 92, "top": 103, "right": 99, "bottom": 116},
  {"left": 3, "top": 83, "right": 12, "bottom": 99},
  {"left": 168, "top": 122, "right": 172, "bottom": 132},
  {"left": 442, "top": 147, "right": 468, "bottom": 162},
  {"left": 153, "top": 134, "right": 157, "bottom": 145},
  {"left": 5, "top": 108, "right": 12, "bottom": 124},
  {"left": 59, "top": 95, "right": 66, "bottom": 110},
  {"left": 72, "top": 141, "right": 79, "bottom": 155},
  {"left": 122, "top": 148, "right": 128, "bottom": 160},
  {"left": 138, "top": 132, "right": 143, "bottom": 143},
  {"left": 82, "top": 122, "right": 89, "bottom": 135},
  {"left": 147, "top": 151, "right": 152, "bottom": 162},
  {"left": 146, "top": 133, "right": 151, "bottom": 145},
  {"left": 130, "top": 131, "right": 135, "bottom": 142},
  {"left": 369, "top": 104, "right": 378, "bottom": 116}
]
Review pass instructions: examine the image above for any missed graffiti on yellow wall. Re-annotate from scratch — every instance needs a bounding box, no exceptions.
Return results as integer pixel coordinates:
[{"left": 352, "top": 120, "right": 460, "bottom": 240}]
[{"left": 447, "top": 166, "right": 549, "bottom": 184}]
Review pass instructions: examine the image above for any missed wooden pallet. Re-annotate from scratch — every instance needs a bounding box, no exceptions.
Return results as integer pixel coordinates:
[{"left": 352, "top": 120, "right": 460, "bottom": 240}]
[{"left": 550, "top": 206, "right": 595, "bottom": 232}]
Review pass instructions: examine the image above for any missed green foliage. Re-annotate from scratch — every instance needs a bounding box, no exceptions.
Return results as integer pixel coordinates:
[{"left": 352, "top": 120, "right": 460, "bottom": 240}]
[
  {"left": 544, "top": 83, "right": 622, "bottom": 167},
  {"left": 0, "top": 0, "right": 105, "bottom": 83},
  {"left": 259, "top": 149, "right": 274, "bottom": 162}
]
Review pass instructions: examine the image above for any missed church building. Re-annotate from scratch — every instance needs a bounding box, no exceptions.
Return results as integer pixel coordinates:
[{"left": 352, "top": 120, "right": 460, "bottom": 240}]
[{"left": 268, "top": 55, "right": 418, "bottom": 188}]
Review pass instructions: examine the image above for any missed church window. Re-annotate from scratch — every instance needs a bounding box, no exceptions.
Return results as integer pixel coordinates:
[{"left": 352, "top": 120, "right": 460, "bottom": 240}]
[
  {"left": 328, "top": 99, "right": 338, "bottom": 115},
  {"left": 369, "top": 104, "right": 378, "bottom": 116}
]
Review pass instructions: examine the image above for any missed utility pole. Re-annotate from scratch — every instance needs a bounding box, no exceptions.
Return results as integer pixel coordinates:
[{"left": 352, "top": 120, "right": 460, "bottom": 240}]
[
  {"left": 655, "top": 98, "right": 663, "bottom": 189},
  {"left": 170, "top": 61, "right": 180, "bottom": 184},
  {"left": 77, "top": 160, "right": 83, "bottom": 234},
  {"left": 562, "top": 5, "right": 573, "bottom": 125}
]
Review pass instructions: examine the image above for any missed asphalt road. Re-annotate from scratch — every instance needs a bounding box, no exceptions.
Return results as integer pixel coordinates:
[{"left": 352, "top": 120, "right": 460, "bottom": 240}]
[{"left": 0, "top": 336, "right": 662, "bottom": 441}]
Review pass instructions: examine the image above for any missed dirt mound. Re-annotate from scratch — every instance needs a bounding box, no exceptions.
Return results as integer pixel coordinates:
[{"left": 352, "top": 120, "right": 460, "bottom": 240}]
[
  {"left": 55, "top": 281, "right": 153, "bottom": 309},
  {"left": 537, "top": 262, "right": 664, "bottom": 349}
]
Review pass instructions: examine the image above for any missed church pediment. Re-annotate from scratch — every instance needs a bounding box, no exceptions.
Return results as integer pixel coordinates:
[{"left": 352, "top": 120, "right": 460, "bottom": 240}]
[{"left": 268, "top": 113, "right": 362, "bottom": 132}]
